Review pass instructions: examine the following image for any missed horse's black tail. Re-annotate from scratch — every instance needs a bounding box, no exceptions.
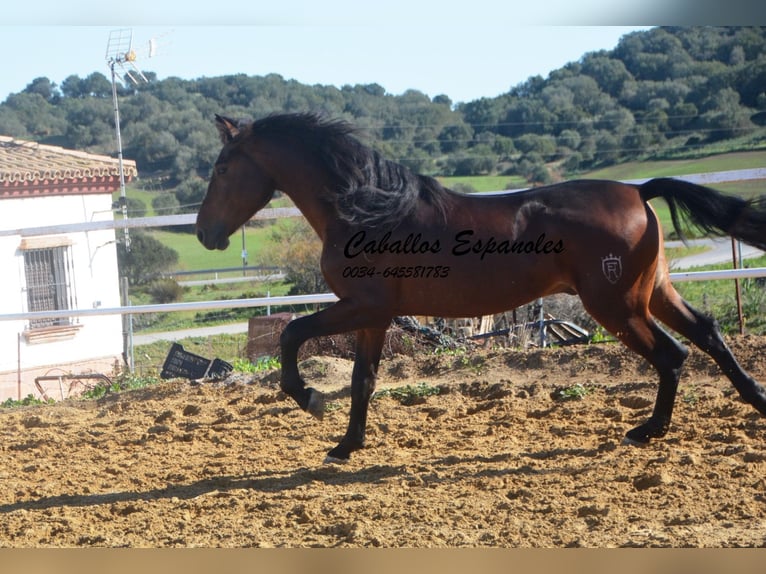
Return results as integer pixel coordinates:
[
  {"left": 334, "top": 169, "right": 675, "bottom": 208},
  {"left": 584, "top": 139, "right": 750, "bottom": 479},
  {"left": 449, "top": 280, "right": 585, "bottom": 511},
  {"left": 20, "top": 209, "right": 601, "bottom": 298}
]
[{"left": 639, "top": 177, "right": 766, "bottom": 251}]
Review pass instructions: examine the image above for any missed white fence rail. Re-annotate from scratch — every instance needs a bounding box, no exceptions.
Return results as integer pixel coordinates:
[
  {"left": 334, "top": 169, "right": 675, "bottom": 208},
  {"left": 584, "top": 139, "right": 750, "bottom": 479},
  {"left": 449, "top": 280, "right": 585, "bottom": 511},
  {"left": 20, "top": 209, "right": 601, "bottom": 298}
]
[
  {"left": 1, "top": 265, "right": 766, "bottom": 323},
  {"left": 0, "top": 293, "right": 340, "bottom": 322}
]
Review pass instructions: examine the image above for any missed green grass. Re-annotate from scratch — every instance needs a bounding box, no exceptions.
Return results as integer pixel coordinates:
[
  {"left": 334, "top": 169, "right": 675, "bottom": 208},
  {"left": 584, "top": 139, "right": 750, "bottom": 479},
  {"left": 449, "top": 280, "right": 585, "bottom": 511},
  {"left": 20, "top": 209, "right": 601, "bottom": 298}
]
[
  {"left": 673, "top": 253, "right": 766, "bottom": 335},
  {"left": 134, "top": 333, "right": 250, "bottom": 377},
  {"left": 437, "top": 175, "right": 527, "bottom": 192},
  {"left": 373, "top": 382, "right": 441, "bottom": 405},
  {"left": 1, "top": 394, "right": 55, "bottom": 408},
  {"left": 81, "top": 373, "right": 162, "bottom": 400},
  {"left": 149, "top": 218, "right": 297, "bottom": 271},
  {"left": 230, "top": 356, "right": 281, "bottom": 373},
  {"left": 130, "top": 279, "right": 294, "bottom": 333},
  {"left": 555, "top": 383, "right": 592, "bottom": 401}
]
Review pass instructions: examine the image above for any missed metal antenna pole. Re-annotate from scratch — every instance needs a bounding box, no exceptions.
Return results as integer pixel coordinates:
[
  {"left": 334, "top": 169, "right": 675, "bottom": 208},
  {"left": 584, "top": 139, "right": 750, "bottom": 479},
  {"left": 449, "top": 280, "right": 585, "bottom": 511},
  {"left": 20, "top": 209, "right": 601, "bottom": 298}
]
[
  {"left": 105, "top": 27, "right": 164, "bottom": 374},
  {"left": 109, "top": 65, "right": 134, "bottom": 373},
  {"left": 109, "top": 60, "right": 130, "bottom": 251}
]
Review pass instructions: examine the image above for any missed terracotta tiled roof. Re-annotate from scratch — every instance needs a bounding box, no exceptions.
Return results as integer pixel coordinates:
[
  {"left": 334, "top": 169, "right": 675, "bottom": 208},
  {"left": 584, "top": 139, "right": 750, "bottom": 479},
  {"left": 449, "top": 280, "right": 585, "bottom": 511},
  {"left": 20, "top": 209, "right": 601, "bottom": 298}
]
[{"left": 0, "top": 136, "right": 137, "bottom": 198}]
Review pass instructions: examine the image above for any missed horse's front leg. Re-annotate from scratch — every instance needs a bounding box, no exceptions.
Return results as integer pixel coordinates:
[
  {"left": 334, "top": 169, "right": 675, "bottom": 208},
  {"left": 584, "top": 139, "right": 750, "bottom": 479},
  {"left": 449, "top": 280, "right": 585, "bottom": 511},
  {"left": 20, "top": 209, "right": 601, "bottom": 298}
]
[
  {"left": 278, "top": 299, "right": 389, "bottom": 420},
  {"left": 326, "top": 328, "right": 387, "bottom": 463}
]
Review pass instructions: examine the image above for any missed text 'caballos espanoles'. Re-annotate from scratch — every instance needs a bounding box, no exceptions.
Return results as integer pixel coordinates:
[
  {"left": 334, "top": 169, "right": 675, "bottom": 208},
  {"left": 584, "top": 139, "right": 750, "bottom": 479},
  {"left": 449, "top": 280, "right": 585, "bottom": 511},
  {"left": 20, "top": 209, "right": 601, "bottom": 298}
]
[{"left": 343, "top": 229, "right": 565, "bottom": 261}]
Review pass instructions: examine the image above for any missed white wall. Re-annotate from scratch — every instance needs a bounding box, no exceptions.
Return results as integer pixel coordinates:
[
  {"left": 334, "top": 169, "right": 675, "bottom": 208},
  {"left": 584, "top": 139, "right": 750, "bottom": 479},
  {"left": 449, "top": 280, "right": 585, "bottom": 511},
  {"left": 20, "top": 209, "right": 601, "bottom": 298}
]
[{"left": 0, "top": 193, "right": 123, "bottom": 400}]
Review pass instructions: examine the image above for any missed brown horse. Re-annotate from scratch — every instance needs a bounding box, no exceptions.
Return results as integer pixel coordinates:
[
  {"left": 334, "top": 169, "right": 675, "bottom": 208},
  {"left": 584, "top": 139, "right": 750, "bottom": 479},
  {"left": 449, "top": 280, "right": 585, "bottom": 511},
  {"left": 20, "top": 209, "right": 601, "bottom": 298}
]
[{"left": 196, "top": 112, "right": 766, "bottom": 462}]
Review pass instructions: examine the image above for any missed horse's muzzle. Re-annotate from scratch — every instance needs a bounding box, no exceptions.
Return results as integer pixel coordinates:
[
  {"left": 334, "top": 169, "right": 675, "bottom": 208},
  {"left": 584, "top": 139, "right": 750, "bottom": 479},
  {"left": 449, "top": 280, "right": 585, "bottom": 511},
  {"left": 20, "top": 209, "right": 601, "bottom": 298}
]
[{"left": 196, "top": 225, "right": 230, "bottom": 251}]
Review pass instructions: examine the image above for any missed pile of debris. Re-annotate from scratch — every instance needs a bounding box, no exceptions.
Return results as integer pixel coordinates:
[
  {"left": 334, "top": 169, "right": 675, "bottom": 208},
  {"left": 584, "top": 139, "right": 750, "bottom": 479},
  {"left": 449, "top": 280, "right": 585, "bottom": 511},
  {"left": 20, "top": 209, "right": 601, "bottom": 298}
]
[{"left": 245, "top": 314, "right": 469, "bottom": 363}]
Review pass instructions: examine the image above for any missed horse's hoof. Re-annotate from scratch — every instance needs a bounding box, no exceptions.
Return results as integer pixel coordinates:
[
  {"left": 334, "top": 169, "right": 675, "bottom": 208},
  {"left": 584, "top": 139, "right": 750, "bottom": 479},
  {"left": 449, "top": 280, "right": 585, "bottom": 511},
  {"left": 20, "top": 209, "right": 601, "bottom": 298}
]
[
  {"left": 326, "top": 443, "right": 352, "bottom": 463},
  {"left": 306, "top": 388, "right": 325, "bottom": 421},
  {"left": 323, "top": 455, "right": 349, "bottom": 465},
  {"left": 621, "top": 436, "right": 649, "bottom": 447},
  {"left": 625, "top": 419, "right": 669, "bottom": 446}
]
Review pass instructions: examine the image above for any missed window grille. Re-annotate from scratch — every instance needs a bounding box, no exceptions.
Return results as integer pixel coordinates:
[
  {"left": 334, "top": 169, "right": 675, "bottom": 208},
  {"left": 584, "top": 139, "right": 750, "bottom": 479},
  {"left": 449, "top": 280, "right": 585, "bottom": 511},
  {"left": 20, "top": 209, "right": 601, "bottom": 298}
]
[{"left": 22, "top": 246, "right": 77, "bottom": 329}]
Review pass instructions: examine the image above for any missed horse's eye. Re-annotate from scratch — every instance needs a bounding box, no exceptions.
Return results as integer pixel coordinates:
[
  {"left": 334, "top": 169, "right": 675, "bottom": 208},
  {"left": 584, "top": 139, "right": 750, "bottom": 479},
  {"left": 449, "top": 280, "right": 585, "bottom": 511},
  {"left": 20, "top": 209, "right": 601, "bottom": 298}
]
[{"left": 216, "top": 165, "right": 227, "bottom": 176}]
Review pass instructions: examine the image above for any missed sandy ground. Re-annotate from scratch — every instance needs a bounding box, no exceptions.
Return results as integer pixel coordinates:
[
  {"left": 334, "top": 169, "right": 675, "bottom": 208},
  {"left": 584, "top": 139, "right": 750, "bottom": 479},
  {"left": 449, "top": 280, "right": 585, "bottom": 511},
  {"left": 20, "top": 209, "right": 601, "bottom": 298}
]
[{"left": 1, "top": 335, "right": 766, "bottom": 548}]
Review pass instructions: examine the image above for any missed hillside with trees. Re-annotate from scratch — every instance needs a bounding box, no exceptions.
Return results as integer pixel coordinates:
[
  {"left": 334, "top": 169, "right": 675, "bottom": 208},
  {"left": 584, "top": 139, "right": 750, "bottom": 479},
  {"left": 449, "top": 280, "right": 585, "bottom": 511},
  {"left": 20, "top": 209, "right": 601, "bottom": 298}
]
[{"left": 1, "top": 26, "right": 765, "bottom": 214}]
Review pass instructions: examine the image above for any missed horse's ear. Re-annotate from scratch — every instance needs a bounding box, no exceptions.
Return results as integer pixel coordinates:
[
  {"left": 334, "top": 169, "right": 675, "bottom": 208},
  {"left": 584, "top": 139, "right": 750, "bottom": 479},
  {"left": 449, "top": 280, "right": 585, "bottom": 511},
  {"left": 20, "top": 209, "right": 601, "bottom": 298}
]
[{"left": 215, "top": 114, "right": 240, "bottom": 143}]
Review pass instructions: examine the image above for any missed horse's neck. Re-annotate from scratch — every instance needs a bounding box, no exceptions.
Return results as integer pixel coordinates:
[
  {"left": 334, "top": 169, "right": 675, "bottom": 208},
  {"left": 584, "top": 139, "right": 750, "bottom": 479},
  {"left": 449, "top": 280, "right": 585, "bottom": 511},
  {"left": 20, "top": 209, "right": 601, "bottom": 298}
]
[
  {"left": 271, "top": 160, "right": 335, "bottom": 240},
  {"left": 243, "top": 140, "right": 326, "bottom": 238}
]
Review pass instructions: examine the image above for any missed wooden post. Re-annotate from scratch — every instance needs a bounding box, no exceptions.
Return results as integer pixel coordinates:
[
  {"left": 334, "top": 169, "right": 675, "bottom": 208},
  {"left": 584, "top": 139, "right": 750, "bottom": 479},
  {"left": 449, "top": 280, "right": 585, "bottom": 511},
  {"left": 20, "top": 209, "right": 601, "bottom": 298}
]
[
  {"left": 732, "top": 238, "right": 745, "bottom": 335},
  {"left": 17, "top": 332, "right": 21, "bottom": 401}
]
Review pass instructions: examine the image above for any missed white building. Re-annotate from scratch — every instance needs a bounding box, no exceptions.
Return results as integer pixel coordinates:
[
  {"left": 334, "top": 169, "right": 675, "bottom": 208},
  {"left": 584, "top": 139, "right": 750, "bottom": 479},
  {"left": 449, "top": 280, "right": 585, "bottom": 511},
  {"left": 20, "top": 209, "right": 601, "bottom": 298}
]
[{"left": 0, "top": 136, "right": 137, "bottom": 401}]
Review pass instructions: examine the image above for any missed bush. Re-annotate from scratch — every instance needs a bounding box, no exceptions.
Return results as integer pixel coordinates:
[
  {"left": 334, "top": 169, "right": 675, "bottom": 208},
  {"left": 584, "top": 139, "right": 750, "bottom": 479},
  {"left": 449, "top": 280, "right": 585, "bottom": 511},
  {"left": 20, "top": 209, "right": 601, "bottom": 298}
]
[
  {"left": 151, "top": 193, "right": 181, "bottom": 216},
  {"left": 117, "top": 230, "right": 180, "bottom": 285},
  {"left": 147, "top": 278, "right": 184, "bottom": 304}
]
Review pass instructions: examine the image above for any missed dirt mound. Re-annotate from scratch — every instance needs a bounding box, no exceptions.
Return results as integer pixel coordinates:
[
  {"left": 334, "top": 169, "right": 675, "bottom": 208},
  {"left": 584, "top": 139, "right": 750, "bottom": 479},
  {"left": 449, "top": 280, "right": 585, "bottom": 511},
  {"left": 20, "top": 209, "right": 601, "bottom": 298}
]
[{"left": 1, "top": 336, "right": 766, "bottom": 547}]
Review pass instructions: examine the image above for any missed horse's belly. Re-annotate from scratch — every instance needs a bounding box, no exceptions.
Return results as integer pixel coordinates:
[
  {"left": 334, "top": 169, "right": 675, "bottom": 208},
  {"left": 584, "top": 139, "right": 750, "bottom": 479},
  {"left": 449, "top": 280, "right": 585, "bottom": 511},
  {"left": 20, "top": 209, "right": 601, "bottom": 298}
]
[{"left": 390, "top": 262, "right": 569, "bottom": 318}]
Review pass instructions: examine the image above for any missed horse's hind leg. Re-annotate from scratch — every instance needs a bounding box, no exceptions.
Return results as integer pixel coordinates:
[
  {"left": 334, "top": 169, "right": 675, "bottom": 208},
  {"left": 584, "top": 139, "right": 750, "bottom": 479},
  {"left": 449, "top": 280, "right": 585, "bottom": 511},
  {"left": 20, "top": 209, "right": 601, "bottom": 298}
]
[
  {"left": 620, "top": 321, "right": 689, "bottom": 444},
  {"left": 579, "top": 289, "right": 689, "bottom": 444},
  {"left": 650, "top": 280, "right": 766, "bottom": 416}
]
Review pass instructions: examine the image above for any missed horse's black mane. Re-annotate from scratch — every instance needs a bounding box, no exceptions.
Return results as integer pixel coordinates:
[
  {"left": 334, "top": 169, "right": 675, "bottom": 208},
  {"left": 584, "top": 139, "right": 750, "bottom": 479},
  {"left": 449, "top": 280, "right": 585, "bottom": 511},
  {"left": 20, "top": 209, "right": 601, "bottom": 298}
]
[{"left": 248, "top": 112, "right": 450, "bottom": 227}]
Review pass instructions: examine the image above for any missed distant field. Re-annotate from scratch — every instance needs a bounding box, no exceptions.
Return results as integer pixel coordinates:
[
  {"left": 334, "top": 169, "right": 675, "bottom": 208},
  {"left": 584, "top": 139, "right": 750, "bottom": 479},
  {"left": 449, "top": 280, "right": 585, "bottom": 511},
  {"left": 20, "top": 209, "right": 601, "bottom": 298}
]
[
  {"left": 150, "top": 218, "right": 298, "bottom": 271},
  {"left": 580, "top": 151, "right": 766, "bottom": 236},
  {"left": 437, "top": 174, "right": 527, "bottom": 192},
  {"left": 582, "top": 150, "right": 766, "bottom": 181}
]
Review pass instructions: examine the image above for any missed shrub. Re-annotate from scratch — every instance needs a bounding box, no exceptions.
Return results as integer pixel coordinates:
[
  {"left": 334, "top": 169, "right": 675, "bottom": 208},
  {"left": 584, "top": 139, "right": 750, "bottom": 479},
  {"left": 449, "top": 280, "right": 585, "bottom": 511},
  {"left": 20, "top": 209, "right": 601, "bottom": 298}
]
[{"left": 147, "top": 278, "right": 184, "bottom": 304}]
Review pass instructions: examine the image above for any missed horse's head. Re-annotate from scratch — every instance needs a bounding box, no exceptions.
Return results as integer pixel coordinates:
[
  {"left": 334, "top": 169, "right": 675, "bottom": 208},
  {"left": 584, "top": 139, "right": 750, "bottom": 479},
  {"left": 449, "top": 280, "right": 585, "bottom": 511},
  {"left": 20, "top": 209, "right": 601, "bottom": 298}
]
[{"left": 196, "top": 114, "right": 276, "bottom": 250}]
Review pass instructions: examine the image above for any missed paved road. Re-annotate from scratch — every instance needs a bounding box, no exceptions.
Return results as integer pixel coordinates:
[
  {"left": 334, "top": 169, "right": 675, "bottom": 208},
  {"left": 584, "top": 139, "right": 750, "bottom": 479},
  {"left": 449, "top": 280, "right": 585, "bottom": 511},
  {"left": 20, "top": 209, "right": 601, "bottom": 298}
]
[{"left": 666, "top": 237, "right": 765, "bottom": 270}]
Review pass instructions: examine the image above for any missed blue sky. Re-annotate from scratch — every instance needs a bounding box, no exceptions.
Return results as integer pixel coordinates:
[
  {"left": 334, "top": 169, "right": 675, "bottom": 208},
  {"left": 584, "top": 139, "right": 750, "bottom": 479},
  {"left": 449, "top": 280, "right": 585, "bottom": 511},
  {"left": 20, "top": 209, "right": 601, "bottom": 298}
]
[
  {"left": 0, "top": 1, "right": 660, "bottom": 104},
  {"left": 4, "top": 0, "right": 763, "bottom": 105},
  {"left": 0, "top": 25, "right": 648, "bottom": 105}
]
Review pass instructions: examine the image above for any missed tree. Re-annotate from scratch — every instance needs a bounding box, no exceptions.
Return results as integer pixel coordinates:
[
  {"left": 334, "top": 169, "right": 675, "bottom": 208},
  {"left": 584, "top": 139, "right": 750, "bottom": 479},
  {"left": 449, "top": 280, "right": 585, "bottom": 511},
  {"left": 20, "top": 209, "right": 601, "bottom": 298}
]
[
  {"left": 174, "top": 178, "right": 208, "bottom": 212},
  {"left": 62, "top": 97, "right": 113, "bottom": 148},
  {"left": 596, "top": 108, "right": 635, "bottom": 137},
  {"left": 3, "top": 93, "right": 59, "bottom": 138},
  {"left": 262, "top": 220, "right": 327, "bottom": 295},
  {"left": 61, "top": 75, "right": 87, "bottom": 99},
  {"left": 698, "top": 87, "right": 755, "bottom": 141},
  {"left": 23, "top": 77, "right": 58, "bottom": 102},
  {"left": 594, "top": 132, "right": 620, "bottom": 164},
  {"left": 438, "top": 123, "right": 472, "bottom": 153},
  {"left": 82, "top": 72, "right": 112, "bottom": 98},
  {"left": 126, "top": 197, "right": 147, "bottom": 218},
  {"left": 557, "top": 129, "right": 581, "bottom": 151},
  {"left": 501, "top": 99, "right": 557, "bottom": 137},
  {"left": 737, "top": 59, "right": 766, "bottom": 108},
  {"left": 529, "top": 163, "right": 552, "bottom": 185},
  {"left": 0, "top": 106, "right": 29, "bottom": 137},
  {"left": 514, "top": 133, "right": 556, "bottom": 157},
  {"left": 459, "top": 97, "right": 504, "bottom": 132},
  {"left": 449, "top": 146, "right": 495, "bottom": 176},
  {"left": 561, "top": 151, "right": 583, "bottom": 174},
  {"left": 152, "top": 193, "right": 181, "bottom": 216},
  {"left": 623, "top": 125, "right": 656, "bottom": 158},
  {"left": 580, "top": 53, "right": 633, "bottom": 98},
  {"left": 117, "top": 230, "right": 179, "bottom": 285}
]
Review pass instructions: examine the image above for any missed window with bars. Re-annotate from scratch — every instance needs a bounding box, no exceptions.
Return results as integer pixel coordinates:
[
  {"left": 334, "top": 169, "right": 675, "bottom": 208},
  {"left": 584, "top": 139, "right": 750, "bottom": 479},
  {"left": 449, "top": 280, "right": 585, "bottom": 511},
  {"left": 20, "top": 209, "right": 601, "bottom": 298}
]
[{"left": 23, "top": 246, "right": 77, "bottom": 329}]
